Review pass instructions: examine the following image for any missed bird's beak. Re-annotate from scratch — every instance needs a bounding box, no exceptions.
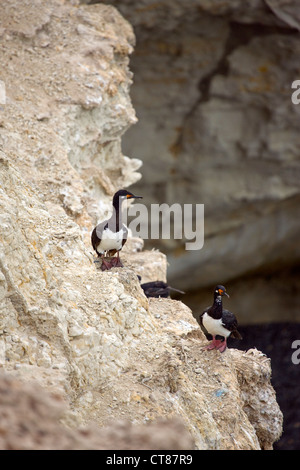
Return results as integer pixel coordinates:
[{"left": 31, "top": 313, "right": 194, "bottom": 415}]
[
  {"left": 131, "top": 195, "right": 143, "bottom": 199},
  {"left": 219, "top": 288, "right": 229, "bottom": 298}
]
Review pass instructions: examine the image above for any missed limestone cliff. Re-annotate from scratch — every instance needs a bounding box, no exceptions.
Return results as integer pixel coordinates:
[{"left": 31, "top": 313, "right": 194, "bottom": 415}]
[{"left": 0, "top": 0, "right": 282, "bottom": 449}]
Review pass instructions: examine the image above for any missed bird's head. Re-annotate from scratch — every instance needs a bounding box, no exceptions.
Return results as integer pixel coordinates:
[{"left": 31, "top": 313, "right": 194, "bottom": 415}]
[
  {"left": 214, "top": 285, "right": 229, "bottom": 298},
  {"left": 113, "top": 189, "right": 143, "bottom": 208}
]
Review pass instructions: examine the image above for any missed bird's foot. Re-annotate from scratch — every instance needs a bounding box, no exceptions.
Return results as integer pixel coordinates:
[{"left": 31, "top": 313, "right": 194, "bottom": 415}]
[
  {"left": 202, "top": 342, "right": 217, "bottom": 351},
  {"left": 100, "top": 259, "right": 113, "bottom": 271},
  {"left": 110, "top": 257, "right": 123, "bottom": 268},
  {"left": 202, "top": 337, "right": 224, "bottom": 351},
  {"left": 216, "top": 340, "right": 227, "bottom": 353}
]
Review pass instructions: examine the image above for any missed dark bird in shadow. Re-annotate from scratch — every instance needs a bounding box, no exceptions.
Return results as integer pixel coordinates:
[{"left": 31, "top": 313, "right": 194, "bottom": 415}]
[
  {"left": 199, "top": 285, "right": 242, "bottom": 353},
  {"left": 91, "top": 189, "right": 142, "bottom": 270},
  {"left": 139, "top": 278, "right": 185, "bottom": 298}
]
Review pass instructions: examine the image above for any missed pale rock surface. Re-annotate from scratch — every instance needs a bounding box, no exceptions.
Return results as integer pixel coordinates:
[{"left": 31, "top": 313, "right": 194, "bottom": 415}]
[
  {"left": 0, "top": 371, "right": 194, "bottom": 450},
  {"left": 0, "top": 0, "right": 282, "bottom": 450}
]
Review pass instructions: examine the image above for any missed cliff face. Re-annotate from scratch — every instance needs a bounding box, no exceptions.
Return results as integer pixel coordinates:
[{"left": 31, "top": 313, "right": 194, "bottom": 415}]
[
  {"left": 0, "top": 0, "right": 282, "bottom": 449},
  {"left": 108, "top": 0, "right": 300, "bottom": 324}
]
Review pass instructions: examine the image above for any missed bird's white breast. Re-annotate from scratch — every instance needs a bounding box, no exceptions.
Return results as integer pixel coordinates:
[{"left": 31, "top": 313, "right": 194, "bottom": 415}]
[
  {"left": 97, "top": 227, "right": 124, "bottom": 252},
  {"left": 202, "top": 312, "right": 230, "bottom": 338}
]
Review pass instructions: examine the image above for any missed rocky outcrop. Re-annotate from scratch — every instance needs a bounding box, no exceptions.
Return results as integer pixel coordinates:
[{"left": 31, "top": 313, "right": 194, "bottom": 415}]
[
  {"left": 0, "top": 0, "right": 282, "bottom": 449},
  {"left": 0, "top": 372, "right": 194, "bottom": 450},
  {"left": 107, "top": 0, "right": 300, "bottom": 323},
  {"left": 0, "top": 0, "right": 141, "bottom": 227}
]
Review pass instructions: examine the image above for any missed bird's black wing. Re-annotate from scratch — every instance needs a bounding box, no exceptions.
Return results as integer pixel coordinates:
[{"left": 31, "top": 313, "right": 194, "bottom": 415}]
[
  {"left": 91, "top": 221, "right": 108, "bottom": 255},
  {"left": 140, "top": 281, "right": 169, "bottom": 298},
  {"left": 141, "top": 281, "right": 166, "bottom": 289},
  {"left": 222, "top": 309, "right": 242, "bottom": 339},
  {"left": 144, "top": 287, "right": 169, "bottom": 298}
]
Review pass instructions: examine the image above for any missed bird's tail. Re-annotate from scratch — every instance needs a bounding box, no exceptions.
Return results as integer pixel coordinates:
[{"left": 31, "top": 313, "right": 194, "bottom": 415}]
[
  {"left": 168, "top": 286, "right": 185, "bottom": 294},
  {"left": 232, "top": 330, "right": 242, "bottom": 340}
]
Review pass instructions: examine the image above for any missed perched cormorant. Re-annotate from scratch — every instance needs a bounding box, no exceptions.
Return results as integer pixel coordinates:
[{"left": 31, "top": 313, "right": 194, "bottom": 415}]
[
  {"left": 199, "top": 285, "right": 242, "bottom": 353},
  {"left": 91, "top": 189, "right": 142, "bottom": 270}
]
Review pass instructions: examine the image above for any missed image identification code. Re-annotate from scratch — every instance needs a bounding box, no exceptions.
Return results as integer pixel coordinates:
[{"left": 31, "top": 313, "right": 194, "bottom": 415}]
[{"left": 106, "top": 454, "right": 193, "bottom": 466}]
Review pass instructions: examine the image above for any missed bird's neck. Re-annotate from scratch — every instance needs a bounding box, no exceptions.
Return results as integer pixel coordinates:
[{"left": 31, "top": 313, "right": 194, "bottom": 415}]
[
  {"left": 109, "top": 203, "right": 122, "bottom": 232},
  {"left": 211, "top": 295, "right": 223, "bottom": 318}
]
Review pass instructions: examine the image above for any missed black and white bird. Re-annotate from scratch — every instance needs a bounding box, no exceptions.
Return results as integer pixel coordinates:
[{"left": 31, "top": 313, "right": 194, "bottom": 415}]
[
  {"left": 139, "top": 279, "right": 185, "bottom": 298},
  {"left": 199, "top": 285, "right": 242, "bottom": 353},
  {"left": 91, "top": 189, "right": 142, "bottom": 270}
]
